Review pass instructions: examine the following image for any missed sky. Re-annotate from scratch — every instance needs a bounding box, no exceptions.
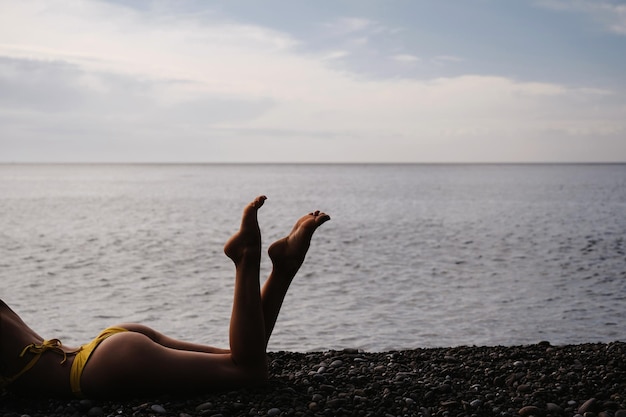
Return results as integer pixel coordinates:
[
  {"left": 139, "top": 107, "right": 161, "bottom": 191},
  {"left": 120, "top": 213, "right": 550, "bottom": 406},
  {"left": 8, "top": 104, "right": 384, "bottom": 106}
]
[{"left": 1, "top": 0, "right": 625, "bottom": 163}]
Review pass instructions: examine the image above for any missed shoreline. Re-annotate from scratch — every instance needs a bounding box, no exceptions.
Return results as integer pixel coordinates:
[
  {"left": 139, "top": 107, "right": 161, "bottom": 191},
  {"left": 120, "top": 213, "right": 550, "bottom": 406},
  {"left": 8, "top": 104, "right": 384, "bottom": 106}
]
[{"left": 2, "top": 342, "right": 625, "bottom": 417}]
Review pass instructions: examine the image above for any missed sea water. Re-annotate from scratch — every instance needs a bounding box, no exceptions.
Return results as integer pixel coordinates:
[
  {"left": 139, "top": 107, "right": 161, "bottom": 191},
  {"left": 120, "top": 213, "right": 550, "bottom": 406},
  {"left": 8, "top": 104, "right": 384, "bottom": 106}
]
[{"left": 1, "top": 163, "right": 625, "bottom": 351}]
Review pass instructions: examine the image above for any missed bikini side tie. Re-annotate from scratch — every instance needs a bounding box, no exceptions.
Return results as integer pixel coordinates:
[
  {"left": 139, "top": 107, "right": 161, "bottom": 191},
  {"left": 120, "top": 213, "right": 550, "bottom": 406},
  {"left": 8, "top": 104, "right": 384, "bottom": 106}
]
[{"left": 6, "top": 339, "right": 69, "bottom": 384}]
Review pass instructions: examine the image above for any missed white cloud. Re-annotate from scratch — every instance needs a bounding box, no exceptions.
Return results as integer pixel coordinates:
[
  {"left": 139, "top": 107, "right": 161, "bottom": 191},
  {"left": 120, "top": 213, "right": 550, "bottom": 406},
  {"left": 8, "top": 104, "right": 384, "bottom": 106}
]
[
  {"left": 321, "top": 16, "right": 402, "bottom": 45},
  {"left": 432, "top": 55, "right": 464, "bottom": 64},
  {"left": 324, "top": 17, "right": 375, "bottom": 35},
  {"left": 0, "top": 0, "right": 625, "bottom": 162},
  {"left": 322, "top": 50, "right": 350, "bottom": 61},
  {"left": 0, "top": 1, "right": 300, "bottom": 99},
  {"left": 392, "top": 54, "right": 420, "bottom": 63},
  {"left": 536, "top": 0, "right": 626, "bottom": 35}
]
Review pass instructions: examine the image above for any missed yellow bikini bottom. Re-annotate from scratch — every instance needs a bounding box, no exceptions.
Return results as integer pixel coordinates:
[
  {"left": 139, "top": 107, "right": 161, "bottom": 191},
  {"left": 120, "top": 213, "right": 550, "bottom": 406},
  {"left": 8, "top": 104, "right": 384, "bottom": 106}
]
[
  {"left": 69, "top": 326, "right": 128, "bottom": 397},
  {"left": 1, "top": 326, "right": 128, "bottom": 397}
]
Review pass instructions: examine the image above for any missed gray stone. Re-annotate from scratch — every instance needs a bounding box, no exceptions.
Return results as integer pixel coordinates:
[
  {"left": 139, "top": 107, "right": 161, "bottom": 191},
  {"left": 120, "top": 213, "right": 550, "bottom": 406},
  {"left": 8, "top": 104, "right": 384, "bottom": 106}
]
[
  {"left": 79, "top": 400, "right": 94, "bottom": 411},
  {"left": 470, "top": 399, "right": 482, "bottom": 408},
  {"left": 578, "top": 398, "right": 597, "bottom": 414},
  {"left": 319, "top": 384, "right": 336, "bottom": 392},
  {"left": 518, "top": 405, "right": 541, "bottom": 416},
  {"left": 87, "top": 407, "right": 104, "bottom": 417},
  {"left": 196, "top": 402, "right": 214, "bottom": 411},
  {"left": 312, "top": 373, "right": 325, "bottom": 382},
  {"left": 546, "top": 403, "right": 563, "bottom": 413},
  {"left": 326, "top": 399, "right": 343, "bottom": 408}
]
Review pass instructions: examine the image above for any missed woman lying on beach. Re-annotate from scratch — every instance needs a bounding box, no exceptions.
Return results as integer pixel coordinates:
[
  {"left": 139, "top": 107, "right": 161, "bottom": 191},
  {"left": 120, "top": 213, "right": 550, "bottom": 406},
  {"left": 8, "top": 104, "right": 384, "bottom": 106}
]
[{"left": 0, "top": 196, "right": 330, "bottom": 398}]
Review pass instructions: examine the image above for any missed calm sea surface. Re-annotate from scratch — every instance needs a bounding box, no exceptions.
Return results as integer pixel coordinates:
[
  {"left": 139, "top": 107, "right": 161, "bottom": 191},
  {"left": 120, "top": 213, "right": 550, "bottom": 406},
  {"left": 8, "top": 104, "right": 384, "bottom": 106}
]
[{"left": 1, "top": 164, "right": 625, "bottom": 352}]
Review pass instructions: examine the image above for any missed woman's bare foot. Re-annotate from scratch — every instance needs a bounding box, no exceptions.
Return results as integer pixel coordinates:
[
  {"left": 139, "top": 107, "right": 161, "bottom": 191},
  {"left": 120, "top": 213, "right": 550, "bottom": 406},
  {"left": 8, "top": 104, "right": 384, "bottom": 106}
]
[
  {"left": 224, "top": 196, "right": 266, "bottom": 264},
  {"left": 268, "top": 210, "right": 330, "bottom": 275}
]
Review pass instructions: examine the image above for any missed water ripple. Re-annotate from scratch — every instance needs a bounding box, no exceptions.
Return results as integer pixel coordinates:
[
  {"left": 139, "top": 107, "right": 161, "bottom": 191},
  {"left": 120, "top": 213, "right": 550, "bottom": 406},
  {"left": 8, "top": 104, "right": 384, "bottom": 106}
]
[{"left": 1, "top": 164, "right": 625, "bottom": 351}]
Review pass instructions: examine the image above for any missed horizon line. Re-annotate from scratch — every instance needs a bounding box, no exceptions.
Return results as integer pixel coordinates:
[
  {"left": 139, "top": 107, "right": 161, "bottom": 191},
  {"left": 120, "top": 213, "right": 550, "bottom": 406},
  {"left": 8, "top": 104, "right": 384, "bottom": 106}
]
[{"left": 1, "top": 161, "right": 625, "bottom": 166}]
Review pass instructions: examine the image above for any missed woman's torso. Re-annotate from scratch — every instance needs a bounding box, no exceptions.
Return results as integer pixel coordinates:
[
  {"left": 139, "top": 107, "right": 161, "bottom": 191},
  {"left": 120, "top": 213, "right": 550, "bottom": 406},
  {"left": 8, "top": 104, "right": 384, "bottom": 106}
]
[{"left": 1, "top": 300, "right": 77, "bottom": 397}]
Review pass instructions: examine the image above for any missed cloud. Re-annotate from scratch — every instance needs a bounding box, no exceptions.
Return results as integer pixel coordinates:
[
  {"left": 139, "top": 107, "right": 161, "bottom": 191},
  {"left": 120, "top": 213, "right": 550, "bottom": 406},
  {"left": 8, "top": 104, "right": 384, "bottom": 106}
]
[
  {"left": 432, "top": 55, "right": 464, "bottom": 64},
  {"left": 0, "top": 1, "right": 300, "bottom": 99},
  {"left": 0, "top": 0, "right": 625, "bottom": 162},
  {"left": 322, "top": 50, "right": 350, "bottom": 61},
  {"left": 329, "top": 17, "right": 374, "bottom": 34},
  {"left": 320, "top": 16, "right": 403, "bottom": 48},
  {"left": 392, "top": 54, "right": 420, "bottom": 63},
  {"left": 536, "top": 0, "right": 626, "bottom": 35}
]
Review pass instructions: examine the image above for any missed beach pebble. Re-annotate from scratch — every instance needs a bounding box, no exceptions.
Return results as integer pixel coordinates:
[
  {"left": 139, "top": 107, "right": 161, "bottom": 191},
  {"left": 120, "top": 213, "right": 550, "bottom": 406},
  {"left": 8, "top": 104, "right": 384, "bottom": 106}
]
[
  {"left": 87, "top": 407, "right": 104, "bottom": 417},
  {"left": 78, "top": 399, "right": 94, "bottom": 410},
  {"left": 320, "top": 384, "right": 336, "bottom": 393},
  {"left": 470, "top": 399, "right": 482, "bottom": 408},
  {"left": 578, "top": 398, "right": 598, "bottom": 414},
  {"left": 312, "top": 373, "right": 325, "bottom": 382},
  {"left": 2, "top": 342, "right": 625, "bottom": 417},
  {"left": 196, "top": 402, "right": 213, "bottom": 411},
  {"left": 326, "top": 398, "right": 343, "bottom": 408},
  {"left": 546, "top": 403, "right": 563, "bottom": 413},
  {"left": 518, "top": 405, "right": 542, "bottom": 416},
  {"left": 150, "top": 404, "right": 166, "bottom": 414}
]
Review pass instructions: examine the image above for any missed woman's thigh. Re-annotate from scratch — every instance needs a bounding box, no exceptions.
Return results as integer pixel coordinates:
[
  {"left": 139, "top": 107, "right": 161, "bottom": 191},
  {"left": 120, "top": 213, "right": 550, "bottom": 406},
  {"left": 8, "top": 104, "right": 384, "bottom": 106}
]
[
  {"left": 115, "top": 323, "right": 230, "bottom": 354},
  {"left": 80, "top": 332, "right": 259, "bottom": 398}
]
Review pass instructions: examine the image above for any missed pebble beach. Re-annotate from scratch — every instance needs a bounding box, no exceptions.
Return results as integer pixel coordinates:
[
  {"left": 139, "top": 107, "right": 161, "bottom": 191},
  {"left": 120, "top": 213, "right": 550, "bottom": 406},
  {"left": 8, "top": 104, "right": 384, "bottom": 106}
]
[{"left": 2, "top": 342, "right": 625, "bottom": 417}]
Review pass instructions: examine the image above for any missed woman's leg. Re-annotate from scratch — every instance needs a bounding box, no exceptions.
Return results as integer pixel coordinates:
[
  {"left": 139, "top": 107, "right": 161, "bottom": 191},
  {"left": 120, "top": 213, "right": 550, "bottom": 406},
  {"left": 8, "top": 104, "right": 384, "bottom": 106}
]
[
  {"left": 118, "top": 207, "right": 330, "bottom": 353},
  {"left": 261, "top": 210, "right": 330, "bottom": 346},
  {"left": 80, "top": 196, "right": 269, "bottom": 397},
  {"left": 114, "top": 323, "right": 231, "bottom": 354},
  {"left": 222, "top": 195, "right": 267, "bottom": 369}
]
